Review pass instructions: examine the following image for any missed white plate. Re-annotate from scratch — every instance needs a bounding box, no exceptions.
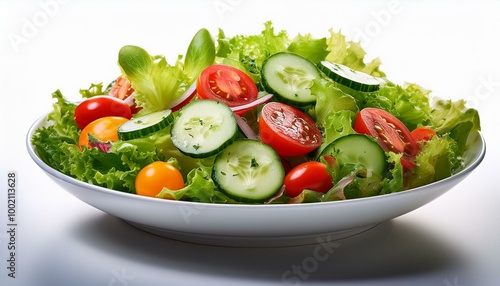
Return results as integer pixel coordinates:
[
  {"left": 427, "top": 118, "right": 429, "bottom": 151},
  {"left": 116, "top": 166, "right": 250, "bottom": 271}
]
[{"left": 26, "top": 115, "right": 486, "bottom": 247}]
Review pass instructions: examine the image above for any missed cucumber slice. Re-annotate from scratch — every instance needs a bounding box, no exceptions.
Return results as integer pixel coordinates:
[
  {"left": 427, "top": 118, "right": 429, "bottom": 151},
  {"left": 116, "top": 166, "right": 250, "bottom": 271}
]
[
  {"left": 320, "top": 134, "right": 387, "bottom": 176},
  {"left": 261, "top": 52, "right": 321, "bottom": 107},
  {"left": 118, "top": 109, "right": 173, "bottom": 140},
  {"left": 212, "top": 140, "right": 285, "bottom": 203},
  {"left": 318, "top": 61, "right": 381, "bottom": 92},
  {"left": 171, "top": 100, "right": 237, "bottom": 158}
]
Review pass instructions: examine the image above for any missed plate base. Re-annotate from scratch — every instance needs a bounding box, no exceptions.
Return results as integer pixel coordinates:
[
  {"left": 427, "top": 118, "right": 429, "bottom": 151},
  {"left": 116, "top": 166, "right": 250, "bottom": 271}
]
[{"left": 125, "top": 221, "right": 379, "bottom": 248}]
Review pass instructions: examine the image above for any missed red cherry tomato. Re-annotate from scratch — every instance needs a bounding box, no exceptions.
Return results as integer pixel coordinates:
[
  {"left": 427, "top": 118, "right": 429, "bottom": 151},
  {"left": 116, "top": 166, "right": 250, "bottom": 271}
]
[
  {"left": 284, "top": 161, "right": 333, "bottom": 197},
  {"left": 74, "top": 95, "right": 132, "bottom": 130},
  {"left": 411, "top": 126, "right": 437, "bottom": 142},
  {"left": 197, "top": 65, "right": 258, "bottom": 114},
  {"left": 135, "top": 161, "right": 184, "bottom": 198},
  {"left": 259, "top": 102, "right": 322, "bottom": 157},
  {"left": 353, "top": 107, "right": 419, "bottom": 170}
]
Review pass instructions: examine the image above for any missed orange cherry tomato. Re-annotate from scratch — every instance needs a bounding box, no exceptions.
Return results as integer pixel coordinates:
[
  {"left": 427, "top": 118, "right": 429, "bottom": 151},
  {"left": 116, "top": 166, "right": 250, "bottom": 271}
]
[
  {"left": 135, "top": 161, "right": 185, "bottom": 198},
  {"left": 78, "top": 116, "right": 129, "bottom": 148}
]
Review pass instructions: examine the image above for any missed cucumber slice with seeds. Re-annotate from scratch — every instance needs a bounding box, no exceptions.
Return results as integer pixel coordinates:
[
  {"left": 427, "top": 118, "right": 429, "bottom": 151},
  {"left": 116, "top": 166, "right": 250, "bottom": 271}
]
[
  {"left": 318, "top": 61, "right": 381, "bottom": 92},
  {"left": 212, "top": 139, "right": 285, "bottom": 203},
  {"left": 171, "top": 100, "right": 237, "bottom": 158},
  {"left": 261, "top": 52, "right": 321, "bottom": 107},
  {"left": 320, "top": 134, "right": 387, "bottom": 176},
  {"left": 118, "top": 109, "right": 173, "bottom": 140}
]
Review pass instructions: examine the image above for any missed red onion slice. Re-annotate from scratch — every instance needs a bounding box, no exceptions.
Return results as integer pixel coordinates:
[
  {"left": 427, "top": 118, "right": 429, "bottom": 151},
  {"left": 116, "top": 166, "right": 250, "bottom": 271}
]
[
  {"left": 234, "top": 114, "right": 258, "bottom": 140},
  {"left": 230, "top": 93, "right": 273, "bottom": 113},
  {"left": 166, "top": 80, "right": 198, "bottom": 111}
]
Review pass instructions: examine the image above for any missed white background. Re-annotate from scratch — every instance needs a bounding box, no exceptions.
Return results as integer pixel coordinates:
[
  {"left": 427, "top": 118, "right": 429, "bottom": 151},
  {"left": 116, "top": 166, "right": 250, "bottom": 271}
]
[{"left": 1, "top": 0, "right": 499, "bottom": 285}]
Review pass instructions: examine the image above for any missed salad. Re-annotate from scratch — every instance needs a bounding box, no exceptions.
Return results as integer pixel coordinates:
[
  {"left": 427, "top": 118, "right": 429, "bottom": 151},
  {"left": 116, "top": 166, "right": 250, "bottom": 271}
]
[{"left": 32, "top": 21, "right": 481, "bottom": 204}]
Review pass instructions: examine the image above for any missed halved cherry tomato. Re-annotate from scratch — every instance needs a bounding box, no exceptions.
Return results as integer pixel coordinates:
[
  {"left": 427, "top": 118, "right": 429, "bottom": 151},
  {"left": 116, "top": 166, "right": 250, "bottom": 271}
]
[
  {"left": 74, "top": 95, "right": 132, "bottom": 130},
  {"left": 78, "top": 116, "right": 129, "bottom": 148},
  {"left": 353, "top": 107, "right": 419, "bottom": 170},
  {"left": 259, "top": 102, "right": 322, "bottom": 157},
  {"left": 284, "top": 161, "right": 333, "bottom": 197},
  {"left": 135, "top": 161, "right": 184, "bottom": 198},
  {"left": 411, "top": 126, "right": 437, "bottom": 142},
  {"left": 197, "top": 65, "right": 258, "bottom": 114},
  {"left": 108, "top": 76, "right": 142, "bottom": 114}
]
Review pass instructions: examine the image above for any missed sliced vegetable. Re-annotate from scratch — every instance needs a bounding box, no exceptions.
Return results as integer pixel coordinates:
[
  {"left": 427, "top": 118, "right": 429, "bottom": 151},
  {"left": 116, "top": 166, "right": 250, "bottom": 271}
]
[
  {"left": 229, "top": 93, "right": 273, "bottom": 114},
  {"left": 78, "top": 116, "right": 129, "bottom": 148},
  {"left": 354, "top": 107, "right": 419, "bottom": 170},
  {"left": 259, "top": 102, "right": 322, "bottom": 157},
  {"left": 135, "top": 161, "right": 184, "bottom": 198},
  {"left": 261, "top": 52, "right": 321, "bottom": 107},
  {"left": 117, "top": 109, "right": 173, "bottom": 140},
  {"left": 411, "top": 126, "right": 437, "bottom": 143},
  {"left": 109, "top": 76, "right": 134, "bottom": 100},
  {"left": 108, "top": 76, "right": 143, "bottom": 114},
  {"left": 284, "top": 161, "right": 333, "bottom": 198},
  {"left": 170, "top": 100, "right": 237, "bottom": 158},
  {"left": 74, "top": 96, "right": 132, "bottom": 130},
  {"left": 320, "top": 134, "right": 387, "bottom": 177},
  {"left": 165, "top": 81, "right": 197, "bottom": 111},
  {"left": 212, "top": 139, "right": 285, "bottom": 203},
  {"left": 234, "top": 114, "right": 257, "bottom": 140},
  {"left": 318, "top": 61, "right": 381, "bottom": 92},
  {"left": 196, "top": 64, "right": 258, "bottom": 114}
]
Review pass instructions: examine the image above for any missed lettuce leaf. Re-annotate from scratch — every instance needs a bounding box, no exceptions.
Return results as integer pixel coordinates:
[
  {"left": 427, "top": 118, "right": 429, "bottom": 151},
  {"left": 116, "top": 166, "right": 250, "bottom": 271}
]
[
  {"left": 325, "top": 29, "right": 385, "bottom": 77},
  {"left": 287, "top": 33, "right": 329, "bottom": 64},
  {"left": 118, "top": 28, "right": 215, "bottom": 113},
  {"left": 320, "top": 157, "right": 383, "bottom": 201},
  {"left": 379, "top": 152, "right": 404, "bottom": 194},
  {"left": 216, "top": 21, "right": 290, "bottom": 85},
  {"left": 118, "top": 45, "right": 189, "bottom": 113},
  {"left": 405, "top": 135, "right": 462, "bottom": 189},
  {"left": 430, "top": 99, "right": 481, "bottom": 153},
  {"left": 308, "top": 77, "right": 358, "bottom": 154},
  {"left": 79, "top": 82, "right": 106, "bottom": 98},
  {"left": 183, "top": 28, "right": 216, "bottom": 81},
  {"left": 31, "top": 90, "right": 79, "bottom": 169}
]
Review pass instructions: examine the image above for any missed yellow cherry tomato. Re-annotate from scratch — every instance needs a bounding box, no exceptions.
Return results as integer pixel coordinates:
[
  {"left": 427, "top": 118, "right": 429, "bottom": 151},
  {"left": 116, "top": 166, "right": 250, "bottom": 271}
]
[
  {"left": 135, "top": 161, "right": 185, "bottom": 198},
  {"left": 78, "top": 116, "right": 129, "bottom": 148}
]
